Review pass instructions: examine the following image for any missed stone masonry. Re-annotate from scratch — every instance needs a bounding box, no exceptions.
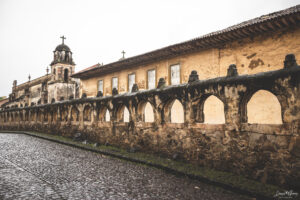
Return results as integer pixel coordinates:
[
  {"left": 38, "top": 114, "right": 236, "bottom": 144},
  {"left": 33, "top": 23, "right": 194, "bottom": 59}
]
[{"left": 1, "top": 55, "right": 299, "bottom": 190}]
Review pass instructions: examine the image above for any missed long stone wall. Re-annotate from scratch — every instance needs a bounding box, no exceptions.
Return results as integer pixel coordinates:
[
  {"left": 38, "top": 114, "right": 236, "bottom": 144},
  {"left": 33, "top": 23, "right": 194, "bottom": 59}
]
[{"left": 1, "top": 55, "right": 299, "bottom": 189}]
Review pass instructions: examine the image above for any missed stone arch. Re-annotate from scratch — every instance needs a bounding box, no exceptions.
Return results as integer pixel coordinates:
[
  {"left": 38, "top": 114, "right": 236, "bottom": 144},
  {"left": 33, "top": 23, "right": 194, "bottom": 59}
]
[
  {"left": 14, "top": 112, "right": 19, "bottom": 121},
  {"left": 116, "top": 105, "right": 130, "bottom": 122},
  {"left": 138, "top": 101, "right": 155, "bottom": 122},
  {"left": 105, "top": 109, "right": 111, "bottom": 122},
  {"left": 10, "top": 112, "right": 13, "bottom": 122},
  {"left": 97, "top": 106, "right": 110, "bottom": 122},
  {"left": 44, "top": 110, "right": 48, "bottom": 122},
  {"left": 59, "top": 107, "right": 68, "bottom": 121},
  {"left": 50, "top": 108, "right": 58, "bottom": 122},
  {"left": 4, "top": 112, "right": 7, "bottom": 122},
  {"left": 2, "top": 113, "right": 5, "bottom": 122},
  {"left": 7, "top": 112, "right": 11, "bottom": 122},
  {"left": 71, "top": 105, "right": 79, "bottom": 122},
  {"left": 163, "top": 99, "right": 184, "bottom": 123},
  {"left": 203, "top": 95, "right": 225, "bottom": 124},
  {"left": 25, "top": 110, "right": 29, "bottom": 121},
  {"left": 247, "top": 90, "right": 282, "bottom": 124},
  {"left": 30, "top": 110, "right": 35, "bottom": 121},
  {"left": 20, "top": 111, "right": 24, "bottom": 121},
  {"left": 83, "top": 104, "right": 92, "bottom": 121},
  {"left": 37, "top": 109, "right": 43, "bottom": 122}
]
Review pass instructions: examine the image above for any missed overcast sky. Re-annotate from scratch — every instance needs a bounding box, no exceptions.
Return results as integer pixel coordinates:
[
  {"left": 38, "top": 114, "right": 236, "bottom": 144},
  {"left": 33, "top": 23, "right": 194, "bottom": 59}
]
[{"left": 0, "top": 0, "right": 299, "bottom": 97}]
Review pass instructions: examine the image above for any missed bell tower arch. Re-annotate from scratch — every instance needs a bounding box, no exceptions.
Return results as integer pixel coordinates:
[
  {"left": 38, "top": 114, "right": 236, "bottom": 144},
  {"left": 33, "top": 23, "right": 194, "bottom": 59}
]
[{"left": 47, "top": 36, "right": 78, "bottom": 102}]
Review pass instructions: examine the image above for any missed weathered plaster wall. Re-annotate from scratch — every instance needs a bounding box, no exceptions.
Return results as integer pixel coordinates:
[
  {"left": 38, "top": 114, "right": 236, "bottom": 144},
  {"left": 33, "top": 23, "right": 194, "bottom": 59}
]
[
  {"left": 48, "top": 82, "right": 75, "bottom": 102},
  {"left": 29, "top": 84, "right": 41, "bottom": 105},
  {"left": 80, "top": 27, "right": 300, "bottom": 97},
  {"left": 80, "top": 27, "right": 300, "bottom": 124},
  {"left": 1, "top": 59, "right": 299, "bottom": 190}
]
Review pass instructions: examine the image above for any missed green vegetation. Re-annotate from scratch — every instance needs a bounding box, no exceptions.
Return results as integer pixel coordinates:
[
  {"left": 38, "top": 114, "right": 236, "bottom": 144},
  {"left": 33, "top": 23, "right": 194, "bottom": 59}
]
[{"left": 0, "top": 131, "right": 282, "bottom": 199}]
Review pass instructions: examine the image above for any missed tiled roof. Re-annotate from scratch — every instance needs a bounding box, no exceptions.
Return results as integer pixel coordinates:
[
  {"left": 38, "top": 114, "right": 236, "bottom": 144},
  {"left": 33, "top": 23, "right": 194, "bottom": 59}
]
[
  {"left": 72, "top": 5, "right": 300, "bottom": 79},
  {"left": 14, "top": 75, "right": 51, "bottom": 91}
]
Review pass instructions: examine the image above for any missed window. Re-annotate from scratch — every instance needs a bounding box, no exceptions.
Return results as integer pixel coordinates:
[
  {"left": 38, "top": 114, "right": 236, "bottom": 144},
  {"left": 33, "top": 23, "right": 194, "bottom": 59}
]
[
  {"left": 64, "top": 68, "right": 69, "bottom": 82},
  {"left": 147, "top": 69, "right": 156, "bottom": 89},
  {"left": 128, "top": 73, "right": 136, "bottom": 92},
  {"left": 170, "top": 64, "right": 180, "bottom": 85},
  {"left": 98, "top": 80, "right": 103, "bottom": 93},
  {"left": 112, "top": 77, "right": 118, "bottom": 91}
]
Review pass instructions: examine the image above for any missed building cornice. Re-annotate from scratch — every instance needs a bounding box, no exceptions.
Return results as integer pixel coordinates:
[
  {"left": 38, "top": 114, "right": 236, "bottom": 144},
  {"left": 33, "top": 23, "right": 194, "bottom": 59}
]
[{"left": 72, "top": 5, "right": 300, "bottom": 79}]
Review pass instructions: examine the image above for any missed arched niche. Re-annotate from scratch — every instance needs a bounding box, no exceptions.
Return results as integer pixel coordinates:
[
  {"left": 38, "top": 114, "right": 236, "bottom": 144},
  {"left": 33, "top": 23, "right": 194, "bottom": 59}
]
[
  {"left": 83, "top": 105, "right": 92, "bottom": 121},
  {"left": 30, "top": 110, "right": 35, "bottom": 121},
  {"left": 25, "top": 110, "right": 29, "bottom": 121},
  {"left": 247, "top": 90, "right": 282, "bottom": 124},
  {"left": 138, "top": 101, "right": 155, "bottom": 122},
  {"left": 37, "top": 110, "right": 43, "bottom": 122},
  {"left": 203, "top": 95, "right": 225, "bottom": 124},
  {"left": 144, "top": 102, "right": 154, "bottom": 122},
  {"left": 51, "top": 109, "right": 58, "bottom": 122},
  {"left": 20, "top": 111, "right": 24, "bottom": 121},
  {"left": 44, "top": 111, "right": 48, "bottom": 122},
  {"left": 164, "top": 99, "right": 184, "bottom": 123},
  {"left": 71, "top": 106, "right": 79, "bottom": 122},
  {"left": 105, "top": 109, "right": 110, "bottom": 122},
  {"left": 97, "top": 106, "right": 110, "bottom": 122},
  {"left": 117, "top": 105, "right": 130, "bottom": 122},
  {"left": 59, "top": 107, "right": 68, "bottom": 121}
]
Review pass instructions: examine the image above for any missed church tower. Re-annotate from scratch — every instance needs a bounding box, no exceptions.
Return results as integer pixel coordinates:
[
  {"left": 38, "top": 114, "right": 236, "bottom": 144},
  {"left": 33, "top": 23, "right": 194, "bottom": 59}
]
[{"left": 47, "top": 36, "right": 78, "bottom": 103}]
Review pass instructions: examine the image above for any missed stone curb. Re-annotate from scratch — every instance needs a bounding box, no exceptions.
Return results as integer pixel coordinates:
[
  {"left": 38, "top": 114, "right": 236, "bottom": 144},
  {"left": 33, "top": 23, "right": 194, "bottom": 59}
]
[{"left": 0, "top": 131, "right": 274, "bottom": 200}]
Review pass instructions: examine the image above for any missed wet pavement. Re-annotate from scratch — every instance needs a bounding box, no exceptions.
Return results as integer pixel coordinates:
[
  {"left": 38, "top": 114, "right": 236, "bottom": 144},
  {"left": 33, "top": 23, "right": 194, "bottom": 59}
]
[{"left": 0, "top": 133, "right": 249, "bottom": 200}]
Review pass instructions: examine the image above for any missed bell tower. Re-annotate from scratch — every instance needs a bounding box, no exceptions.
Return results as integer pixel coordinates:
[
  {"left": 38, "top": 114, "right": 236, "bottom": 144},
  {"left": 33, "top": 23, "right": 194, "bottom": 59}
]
[
  {"left": 47, "top": 36, "right": 78, "bottom": 102},
  {"left": 50, "top": 35, "right": 75, "bottom": 82}
]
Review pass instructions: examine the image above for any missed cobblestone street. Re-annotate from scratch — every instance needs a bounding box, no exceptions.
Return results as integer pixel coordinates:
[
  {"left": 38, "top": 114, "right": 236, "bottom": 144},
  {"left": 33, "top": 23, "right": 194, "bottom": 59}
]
[{"left": 0, "top": 133, "right": 249, "bottom": 200}]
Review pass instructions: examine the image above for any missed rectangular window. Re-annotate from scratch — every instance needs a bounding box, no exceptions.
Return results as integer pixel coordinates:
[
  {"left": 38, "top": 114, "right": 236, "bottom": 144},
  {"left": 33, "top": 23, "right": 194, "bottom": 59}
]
[
  {"left": 98, "top": 80, "right": 103, "bottom": 93},
  {"left": 170, "top": 64, "right": 180, "bottom": 85},
  {"left": 112, "top": 77, "right": 118, "bottom": 91},
  {"left": 128, "top": 73, "right": 136, "bottom": 92},
  {"left": 147, "top": 69, "right": 156, "bottom": 89}
]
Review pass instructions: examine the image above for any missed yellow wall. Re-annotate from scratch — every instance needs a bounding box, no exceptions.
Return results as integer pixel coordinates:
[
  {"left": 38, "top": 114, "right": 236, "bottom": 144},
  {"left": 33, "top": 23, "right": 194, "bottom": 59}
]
[
  {"left": 80, "top": 27, "right": 300, "bottom": 124},
  {"left": 81, "top": 28, "right": 300, "bottom": 97}
]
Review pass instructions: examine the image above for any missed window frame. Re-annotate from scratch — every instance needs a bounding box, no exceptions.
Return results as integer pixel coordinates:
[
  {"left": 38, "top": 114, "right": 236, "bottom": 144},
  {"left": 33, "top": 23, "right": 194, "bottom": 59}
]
[
  {"left": 128, "top": 73, "right": 136, "bottom": 92},
  {"left": 111, "top": 77, "right": 119, "bottom": 92},
  {"left": 169, "top": 63, "right": 181, "bottom": 85},
  {"left": 147, "top": 69, "right": 156, "bottom": 89},
  {"left": 97, "top": 79, "right": 104, "bottom": 93}
]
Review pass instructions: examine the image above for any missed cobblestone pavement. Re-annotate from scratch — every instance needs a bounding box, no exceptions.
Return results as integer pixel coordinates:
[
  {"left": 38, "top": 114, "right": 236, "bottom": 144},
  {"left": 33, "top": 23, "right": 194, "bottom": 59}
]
[{"left": 0, "top": 133, "right": 250, "bottom": 200}]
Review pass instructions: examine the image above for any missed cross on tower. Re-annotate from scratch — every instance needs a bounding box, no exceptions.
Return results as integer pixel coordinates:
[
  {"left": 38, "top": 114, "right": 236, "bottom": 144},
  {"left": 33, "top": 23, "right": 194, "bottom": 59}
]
[
  {"left": 121, "top": 50, "right": 126, "bottom": 59},
  {"left": 60, "top": 35, "right": 66, "bottom": 44}
]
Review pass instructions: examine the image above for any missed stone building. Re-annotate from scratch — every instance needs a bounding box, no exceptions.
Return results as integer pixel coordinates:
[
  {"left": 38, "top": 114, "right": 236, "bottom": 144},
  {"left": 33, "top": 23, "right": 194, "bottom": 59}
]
[
  {"left": 4, "top": 37, "right": 79, "bottom": 109},
  {"left": 72, "top": 5, "right": 300, "bottom": 124},
  {"left": 0, "top": 5, "right": 299, "bottom": 189}
]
